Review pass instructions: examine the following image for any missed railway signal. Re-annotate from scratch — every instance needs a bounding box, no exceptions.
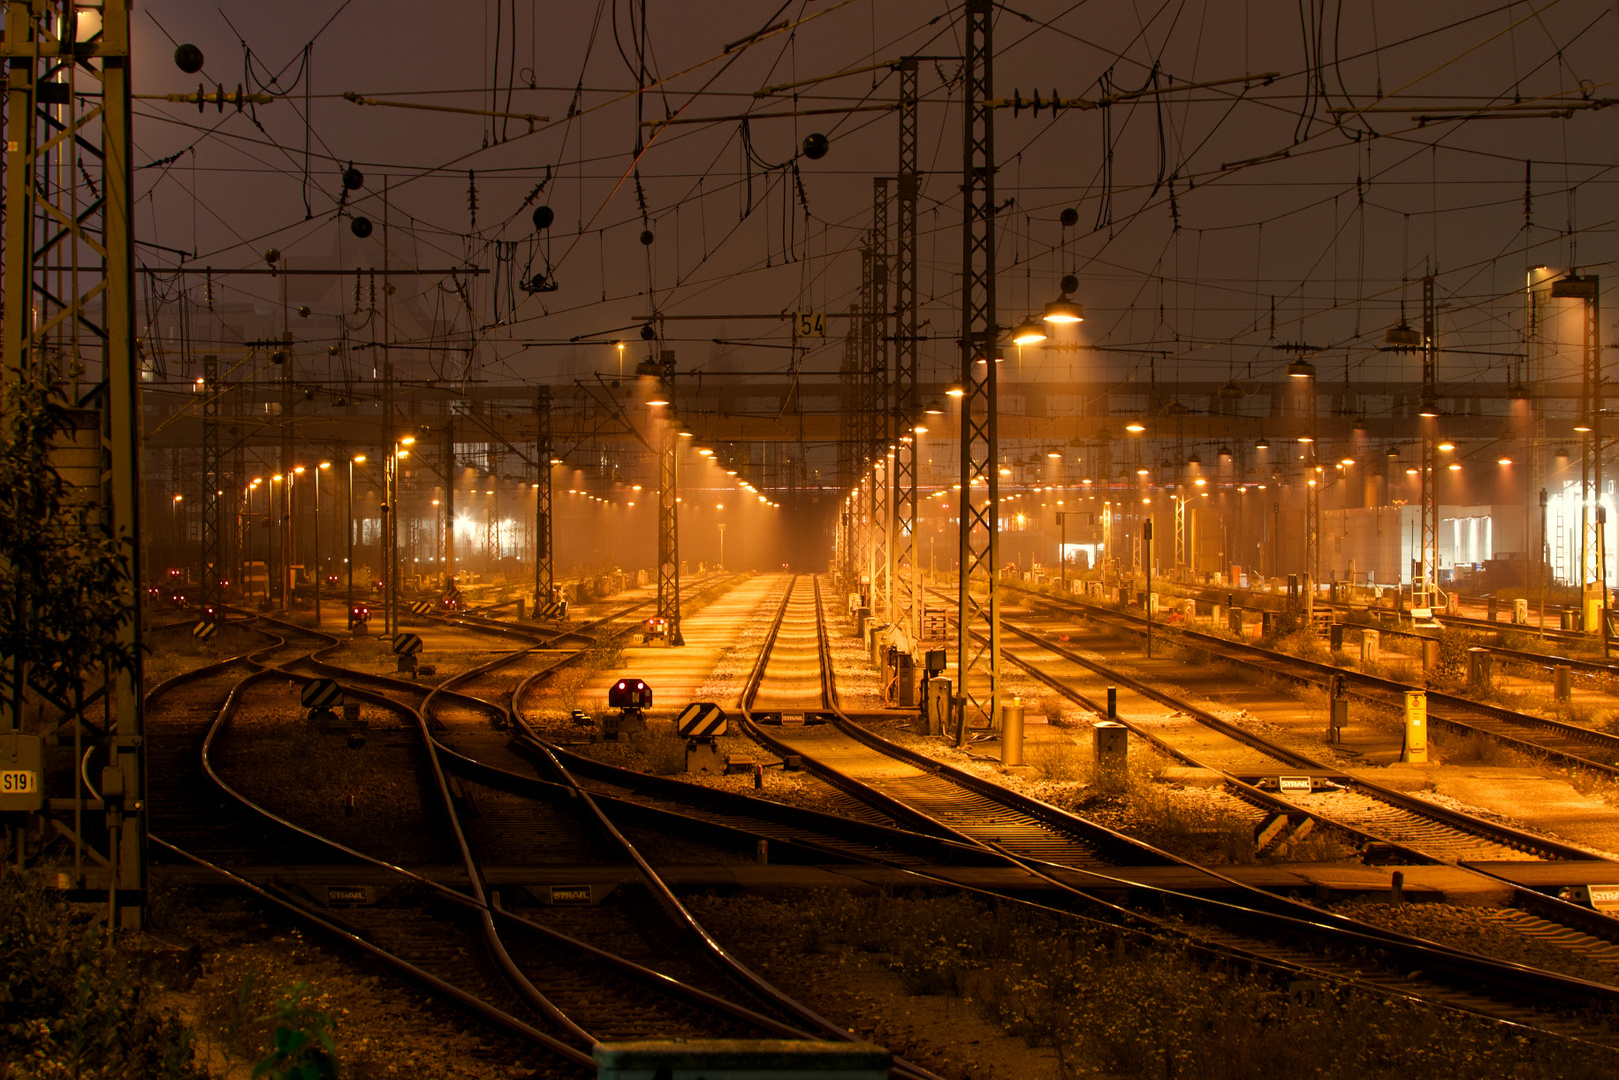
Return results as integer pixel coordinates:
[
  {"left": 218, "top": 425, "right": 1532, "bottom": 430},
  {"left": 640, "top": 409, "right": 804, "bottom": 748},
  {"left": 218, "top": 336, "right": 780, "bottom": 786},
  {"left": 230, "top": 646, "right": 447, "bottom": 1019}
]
[{"left": 605, "top": 678, "right": 651, "bottom": 740}]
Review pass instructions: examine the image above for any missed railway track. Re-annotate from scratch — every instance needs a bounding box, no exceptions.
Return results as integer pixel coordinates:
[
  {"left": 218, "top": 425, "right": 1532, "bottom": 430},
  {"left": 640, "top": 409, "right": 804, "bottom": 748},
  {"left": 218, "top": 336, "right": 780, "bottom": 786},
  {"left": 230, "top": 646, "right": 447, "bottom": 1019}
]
[
  {"left": 971, "top": 590, "right": 1609, "bottom": 866},
  {"left": 715, "top": 575, "right": 1619, "bottom": 1043},
  {"left": 148, "top": 592, "right": 940, "bottom": 1078},
  {"left": 1016, "top": 582, "right": 1619, "bottom": 776}
]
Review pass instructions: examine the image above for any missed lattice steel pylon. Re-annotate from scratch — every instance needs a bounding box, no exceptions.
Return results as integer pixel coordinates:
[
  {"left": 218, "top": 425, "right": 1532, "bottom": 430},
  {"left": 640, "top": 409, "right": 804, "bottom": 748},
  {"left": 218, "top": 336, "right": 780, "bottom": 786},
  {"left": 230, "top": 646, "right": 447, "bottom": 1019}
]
[
  {"left": 533, "top": 386, "right": 553, "bottom": 608},
  {"left": 201, "top": 355, "right": 221, "bottom": 622},
  {"left": 1415, "top": 275, "right": 1440, "bottom": 614},
  {"left": 837, "top": 308, "right": 860, "bottom": 586},
  {"left": 1173, "top": 494, "right": 1186, "bottom": 572},
  {"left": 1552, "top": 274, "right": 1604, "bottom": 631},
  {"left": 868, "top": 179, "right": 891, "bottom": 627},
  {"left": 856, "top": 251, "right": 875, "bottom": 605},
  {"left": 956, "top": 0, "right": 1002, "bottom": 735},
  {"left": 655, "top": 349, "right": 683, "bottom": 644},
  {"left": 890, "top": 58, "right": 921, "bottom": 653},
  {"left": 2, "top": 0, "right": 145, "bottom": 927}
]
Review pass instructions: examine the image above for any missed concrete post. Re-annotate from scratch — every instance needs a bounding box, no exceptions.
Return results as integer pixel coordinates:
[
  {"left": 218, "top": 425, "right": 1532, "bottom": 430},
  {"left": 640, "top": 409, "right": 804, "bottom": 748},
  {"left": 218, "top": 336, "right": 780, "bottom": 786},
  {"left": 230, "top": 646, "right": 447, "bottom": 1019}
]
[
  {"left": 1466, "top": 648, "right": 1493, "bottom": 692},
  {"left": 1361, "top": 629, "right": 1380, "bottom": 664},
  {"left": 1555, "top": 664, "right": 1572, "bottom": 703},
  {"left": 1513, "top": 598, "right": 1529, "bottom": 625},
  {"left": 1093, "top": 721, "right": 1127, "bottom": 792}
]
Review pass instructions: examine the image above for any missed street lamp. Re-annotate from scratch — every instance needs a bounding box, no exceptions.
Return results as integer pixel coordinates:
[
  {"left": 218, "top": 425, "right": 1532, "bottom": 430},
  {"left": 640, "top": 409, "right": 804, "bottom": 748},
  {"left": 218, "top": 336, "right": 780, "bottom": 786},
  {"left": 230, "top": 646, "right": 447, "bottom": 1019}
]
[
  {"left": 171, "top": 494, "right": 183, "bottom": 572},
  {"left": 348, "top": 455, "right": 367, "bottom": 628},
  {"left": 314, "top": 462, "right": 331, "bottom": 626},
  {"left": 717, "top": 522, "right": 726, "bottom": 571}
]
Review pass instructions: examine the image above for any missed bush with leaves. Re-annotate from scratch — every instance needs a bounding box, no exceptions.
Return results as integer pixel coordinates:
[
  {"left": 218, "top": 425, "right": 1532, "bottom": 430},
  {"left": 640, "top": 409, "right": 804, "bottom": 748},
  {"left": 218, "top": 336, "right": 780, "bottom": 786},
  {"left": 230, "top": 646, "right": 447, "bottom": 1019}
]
[
  {"left": 0, "top": 372, "right": 138, "bottom": 734},
  {"left": 251, "top": 983, "right": 339, "bottom": 1080},
  {"left": 0, "top": 871, "right": 204, "bottom": 1079}
]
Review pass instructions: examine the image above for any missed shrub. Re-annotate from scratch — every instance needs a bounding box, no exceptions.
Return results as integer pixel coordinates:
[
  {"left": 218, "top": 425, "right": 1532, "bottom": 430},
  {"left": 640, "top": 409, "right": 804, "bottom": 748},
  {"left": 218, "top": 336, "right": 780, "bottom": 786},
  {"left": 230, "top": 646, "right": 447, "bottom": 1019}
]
[{"left": 0, "top": 871, "right": 205, "bottom": 1079}]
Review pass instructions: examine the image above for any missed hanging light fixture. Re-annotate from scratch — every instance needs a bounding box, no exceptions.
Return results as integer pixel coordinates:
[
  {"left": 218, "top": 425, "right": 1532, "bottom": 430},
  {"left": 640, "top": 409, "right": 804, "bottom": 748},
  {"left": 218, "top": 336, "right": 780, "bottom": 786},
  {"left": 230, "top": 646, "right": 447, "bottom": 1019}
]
[
  {"left": 1011, "top": 316, "right": 1047, "bottom": 346},
  {"left": 1383, "top": 323, "right": 1422, "bottom": 348},
  {"left": 1216, "top": 378, "right": 1243, "bottom": 399},
  {"left": 1286, "top": 358, "right": 1316, "bottom": 379},
  {"left": 923, "top": 397, "right": 944, "bottom": 414},
  {"left": 945, "top": 381, "right": 966, "bottom": 398},
  {"left": 1041, "top": 297, "right": 1083, "bottom": 324},
  {"left": 1255, "top": 435, "right": 1271, "bottom": 450}
]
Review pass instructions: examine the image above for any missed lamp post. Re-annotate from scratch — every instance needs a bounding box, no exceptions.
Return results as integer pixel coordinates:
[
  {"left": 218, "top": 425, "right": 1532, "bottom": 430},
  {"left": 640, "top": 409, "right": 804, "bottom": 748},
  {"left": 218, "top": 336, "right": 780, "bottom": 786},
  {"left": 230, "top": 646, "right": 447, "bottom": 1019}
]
[
  {"left": 717, "top": 522, "right": 726, "bottom": 571},
  {"left": 385, "top": 436, "right": 416, "bottom": 635},
  {"left": 171, "top": 495, "right": 182, "bottom": 574},
  {"left": 348, "top": 455, "right": 366, "bottom": 627},
  {"left": 1144, "top": 517, "right": 1154, "bottom": 659},
  {"left": 246, "top": 480, "right": 261, "bottom": 602},
  {"left": 1053, "top": 509, "right": 1077, "bottom": 593},
  {"left": 291, "top": 465, "right": 306, "bottom": 607},
  {"left": 270, "top": 473, "right": 286, "bottom": 610},
  {"left": 314, "top": 462, "right": 331, "bottom": 626}
]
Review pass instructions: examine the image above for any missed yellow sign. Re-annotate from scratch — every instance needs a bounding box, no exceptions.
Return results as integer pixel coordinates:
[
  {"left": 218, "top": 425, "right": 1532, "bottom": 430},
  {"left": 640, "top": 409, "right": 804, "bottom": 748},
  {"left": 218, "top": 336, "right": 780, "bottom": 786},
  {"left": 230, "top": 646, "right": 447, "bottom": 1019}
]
[{"left": 794, "top": 311, "right": 828, "bottom": 337}]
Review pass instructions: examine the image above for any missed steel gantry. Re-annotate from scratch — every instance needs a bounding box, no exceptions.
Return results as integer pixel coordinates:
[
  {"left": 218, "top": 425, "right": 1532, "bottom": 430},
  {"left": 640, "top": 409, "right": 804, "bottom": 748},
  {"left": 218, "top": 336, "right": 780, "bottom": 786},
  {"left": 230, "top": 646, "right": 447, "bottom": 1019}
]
[
  {"left": 1, "top": 0, "right": 146, "bottom": 927},
  {"left": 867, "top": 178, "right": 891, "bottom": 628},
  {"left": 956, "top": 0, "right": 1002, "bottom": 736},
  {"left": 890, "top": 58, "right": 921, "bottom": 659},
  {"left": 533, "top": 386, "right": 554, "bottom": 609}
]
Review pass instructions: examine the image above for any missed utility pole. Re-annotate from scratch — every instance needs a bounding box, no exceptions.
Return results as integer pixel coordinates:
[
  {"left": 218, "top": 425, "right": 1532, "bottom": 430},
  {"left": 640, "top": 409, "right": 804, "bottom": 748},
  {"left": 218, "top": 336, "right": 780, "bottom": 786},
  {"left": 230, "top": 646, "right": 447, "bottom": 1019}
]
[
  {"left": 534, "top": 387, "right": 553, "bottom": 608},
  {"left": 201, "top": 354, "right": 222, "bottom": 624},
  {"left": 891, "top": 57, "right": 921, "bottom": 655},
  {"left": 442, "top": 409, "right": 455, "bottom": 590},
  {"left": 381, "top": 179, "right": 397, "bottom": 636},
  {"left": 2, "top": 0, "right": 145, "bottom": 928},
  {"left": 956, "top": 0, "right": 1002, "bottom": 739}
]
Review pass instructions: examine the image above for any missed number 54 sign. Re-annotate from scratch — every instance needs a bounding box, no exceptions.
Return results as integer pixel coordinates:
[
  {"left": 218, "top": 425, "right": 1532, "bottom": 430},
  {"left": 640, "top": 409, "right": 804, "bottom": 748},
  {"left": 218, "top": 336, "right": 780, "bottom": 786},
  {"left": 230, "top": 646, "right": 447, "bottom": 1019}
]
[{"left": 794, "top": 311, "right": 827, "bottom": 337}]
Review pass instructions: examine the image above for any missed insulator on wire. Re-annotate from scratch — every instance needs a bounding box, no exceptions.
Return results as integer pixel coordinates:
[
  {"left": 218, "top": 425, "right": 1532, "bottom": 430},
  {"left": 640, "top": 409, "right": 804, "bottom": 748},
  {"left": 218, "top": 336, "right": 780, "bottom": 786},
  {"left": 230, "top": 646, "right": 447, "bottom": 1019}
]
[{"left": 468, "top": 170, "right": 478, "bottom": 231}]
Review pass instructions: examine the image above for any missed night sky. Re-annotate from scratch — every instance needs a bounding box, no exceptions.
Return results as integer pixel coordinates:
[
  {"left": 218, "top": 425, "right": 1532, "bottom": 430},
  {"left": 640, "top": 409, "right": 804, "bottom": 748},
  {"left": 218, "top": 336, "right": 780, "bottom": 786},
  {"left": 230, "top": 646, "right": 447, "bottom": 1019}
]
[{"left": 134, "top": 1, "right": 1616, "bottom": 415}]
